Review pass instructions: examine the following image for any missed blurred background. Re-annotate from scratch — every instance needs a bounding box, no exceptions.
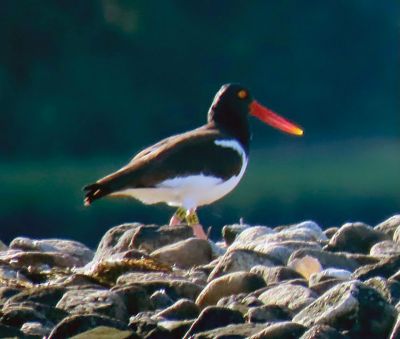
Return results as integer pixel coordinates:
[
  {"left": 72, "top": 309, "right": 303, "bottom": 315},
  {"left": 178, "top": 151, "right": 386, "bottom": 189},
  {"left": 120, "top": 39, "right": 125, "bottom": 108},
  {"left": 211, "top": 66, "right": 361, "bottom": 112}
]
[{"left": 0, "top": 0, "right": 399, "bottom": 247}]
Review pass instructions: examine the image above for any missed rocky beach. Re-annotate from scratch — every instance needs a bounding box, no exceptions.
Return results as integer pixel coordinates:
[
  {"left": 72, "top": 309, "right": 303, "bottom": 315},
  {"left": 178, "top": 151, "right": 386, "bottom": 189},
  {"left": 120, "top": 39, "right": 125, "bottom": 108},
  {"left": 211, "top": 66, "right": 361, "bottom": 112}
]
[{"left": 1, "top": 215, "right": 400, "bottom": 338}]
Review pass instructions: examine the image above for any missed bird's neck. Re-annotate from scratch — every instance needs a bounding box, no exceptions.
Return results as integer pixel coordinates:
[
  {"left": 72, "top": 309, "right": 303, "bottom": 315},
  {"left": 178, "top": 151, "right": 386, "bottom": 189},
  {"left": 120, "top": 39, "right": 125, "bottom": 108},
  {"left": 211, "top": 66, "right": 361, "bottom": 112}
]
[{"left": 208, "top": 110, "right": 250, "bottom": 152}]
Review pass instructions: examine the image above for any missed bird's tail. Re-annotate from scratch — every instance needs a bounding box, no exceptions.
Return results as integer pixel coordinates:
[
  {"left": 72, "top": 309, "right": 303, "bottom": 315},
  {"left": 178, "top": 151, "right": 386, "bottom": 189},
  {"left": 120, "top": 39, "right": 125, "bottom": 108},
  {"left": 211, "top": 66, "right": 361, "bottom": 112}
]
[{"left": 83, "top": 183, "right": 110, "bottom": 206}]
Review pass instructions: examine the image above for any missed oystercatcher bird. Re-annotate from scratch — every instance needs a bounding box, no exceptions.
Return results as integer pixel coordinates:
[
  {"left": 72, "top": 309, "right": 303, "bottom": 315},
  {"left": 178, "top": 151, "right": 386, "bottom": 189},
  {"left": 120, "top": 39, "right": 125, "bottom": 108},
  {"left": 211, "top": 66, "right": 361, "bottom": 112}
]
[{"left": 83, "top": 84, "right": 303, "bottom": 239}]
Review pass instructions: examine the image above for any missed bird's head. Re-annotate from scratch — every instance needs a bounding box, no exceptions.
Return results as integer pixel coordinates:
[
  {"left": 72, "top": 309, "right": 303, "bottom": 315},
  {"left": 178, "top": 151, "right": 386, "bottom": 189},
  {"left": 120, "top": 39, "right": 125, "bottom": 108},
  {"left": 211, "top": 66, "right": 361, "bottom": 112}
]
[{"left": 208, "top": 83, "right": 303, "bottom": 136}]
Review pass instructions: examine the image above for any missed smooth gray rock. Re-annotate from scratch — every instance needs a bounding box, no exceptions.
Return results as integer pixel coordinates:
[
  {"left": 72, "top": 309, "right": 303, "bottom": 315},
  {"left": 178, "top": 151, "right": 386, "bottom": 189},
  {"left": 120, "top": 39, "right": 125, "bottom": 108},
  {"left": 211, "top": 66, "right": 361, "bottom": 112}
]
[
  {"left": 309, "top": 268, "right": 352, "bottom": 287},
  {"left": 258, "top": 283, "right": 317, "bottom": 313},
  {"left": 129, "top": 224, "right": 193, "bottom": 253},
  {"left": 111, "top": 284, "right": 153, "bottom": 316},
  {"left": 196, "top": 271, "right": 266, "bottom": 308},
  {"left": 352, "top": 255, "right": 400, "bottom": 281},
  {"left": 250, "top": 265, "right": 304, "bottom": 285},
  {"left": 375, "top": 214, "right": 400, "bottom": 238},
  {"left": 208, "top": 249, "right": 277, "bottom": 281},
  {"left": 156, "top": 298, "right": 199, "bottom": 320},
  {"left": 293, "top": 280, "right": 396, "bottom": 338},
  {"left": 370, "top": 240, "right": 400, "bottom": 257},
  {"left": 56, "top": 288, "right": 128, "bottom": 322},
  {"left": 151, "top": 238, "right": 212, "bottom": 269},
  {"left": 250, "top": 321, "right": 306, "bottom": 339},
  {"left": 324, "top": 227, "right": 339, "bottom": 239},
  {"left": 21, "top": 321, "right": 52, "bottom": 337},
  {"left": 365, "top": 277, "right": 400, "bottom": 305},
  {"left": 193, "top": 323, "right": 266, "bottom": 338},
  {"left": 300, "top": 324, "right": 349, "bottom": 338},
  {"left": 183, "top": 306, "right": 244, "bottom": 339},
  {"left": 10, "top": 237, "right": 94, "bottom": 267},
  {"left": 325, "top": 222, "right": 389, "bottom": 254},
  {"left": 245, "top": 304, "right": 291, "bottom": 323},
  {"left": 4, "top": 286, "right": 66, "bottom": 308},
  {"left": 118, "top": 278, "right": 202, "bottom": 301},
  {"left": 48, "top": 313, "right": 128, "bottom": 339},
  {"left": 70, "top": 326, "right": 139, "bottom": 339},
  {"left": 149, "top": 290, "right": 174, "bottom": 309},
  {"left": 288, "top": 248, "right": 379, "bottom": 272},
  {"left": 222, "top": 223, "right": 250, "bottom": 245}
]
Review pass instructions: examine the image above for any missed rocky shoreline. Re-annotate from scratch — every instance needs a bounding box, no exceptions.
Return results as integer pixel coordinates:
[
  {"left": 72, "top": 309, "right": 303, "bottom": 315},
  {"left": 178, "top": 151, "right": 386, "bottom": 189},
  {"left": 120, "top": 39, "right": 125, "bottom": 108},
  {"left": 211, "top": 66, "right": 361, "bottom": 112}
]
[{"left": 1, "top": 215, "right": 400, "bottom": 338}]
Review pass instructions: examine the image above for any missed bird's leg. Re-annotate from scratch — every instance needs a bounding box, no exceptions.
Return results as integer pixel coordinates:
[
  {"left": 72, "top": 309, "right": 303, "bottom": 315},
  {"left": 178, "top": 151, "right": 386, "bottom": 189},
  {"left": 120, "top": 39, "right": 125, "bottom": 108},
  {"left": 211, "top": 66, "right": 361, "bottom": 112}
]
[
  {"left": 186, "top": 208, "right": 207, "bottom": 239},
  {"left": 169, "top": 207, "right": 187, "bottom": 226}
]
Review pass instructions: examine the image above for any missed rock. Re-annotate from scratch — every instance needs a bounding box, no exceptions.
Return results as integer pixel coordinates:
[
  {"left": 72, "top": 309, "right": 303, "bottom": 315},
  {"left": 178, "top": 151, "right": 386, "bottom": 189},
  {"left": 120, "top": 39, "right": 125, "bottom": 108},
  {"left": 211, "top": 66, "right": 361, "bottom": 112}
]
[
  {"left": 196, "top": 271, "right": 266, "bottom": 308},
  {"left": 1, "top": 304, "right": 48, "bottom": 328},
  {"left": 392, "top": 226, "right": 400, "bottom": 244},
  {"left": 293, "top": 280, "right": 396, "bottom": 338},
  {"left": 0, "top": 250, "right": 86, "bottom": 270},
  {"left": 300, "top": 324, "right": 349, "bottom": 338},
  {"left": 324, "top": 227, "right": 339, "bottom": 239},
  {"left": 48, "top": 313, "right": 128, "bottom": 339},
  {"left": 208, "top": 249, "right": 277, "bottom": 281},
  {"left": 222, "top": 223, "right": 249, "bottom": 245},
  {"left": 193, "top": 323, "right": 266, "bottom": 338},
  {"left": 149, "top": 290, "right": 174, "bottom": 309},
  {"left": 352, "top": 255, "right": 400, "bottom": 281},
  {"left": 250, "top": 265, "right": 304, "bottom": 285},
  {"left": 21, "top": 321, "right": 52, "bottom": 337},
  {"left": 183, "top": 306, "right": 244, "bottom": 338},
  {"left": 10, "top": 237, "right": 94, "bottom": 267},
  {"left": 250, "top": 321, "right": 306, "bottom": 339},
  {"left": 233, "top": 226, "right": 275, "bottom": 244},
  {"left": 0, "top": 264, "right": 30, "bottom": 285},
  {"left": 90, "top": 223, "right": 145, "bottom": 264},
  {"left": 129, "top": 224, "right": 193, "bottom": 253},
  {"left": 325, "top": 222, "right": 389, "bottom": 254},
  {"left": 375, "top": 214, "right": 400, "bottom": 238},
  {"left": 370, "top": 240, "right": 400, "bottom": 257},
  {"left": 309, "top": 268, "right": 352, "bottom": 286},
  {"left": 0, "top": 286, "right": 22, "bottom": 307},
  {"left": 156, "top": 299, "right": 199, "bottom": 320},
  {"left": 118, "top": 278, "right": 203, "bottom": 301},
  {"left": 288, "top": 255, "right": 322, "bottom": 279},
  {"left": 111, "top": 285, "right": 153, "bottom": 315},
  {"left": 2, "top": 301, "right": 68, "bottom": 327},
  {"left": 5, "top": 286, "right": 66, "bottom": 307},
  {"left": 285, "top": 221, "right": 327, "bottom": 241},
  {"left": 70, "top": 326, "right": 139, "bottom": 339},
  {"left": 0, "top": 324, "right": 26, "bottom": 338},
  {"left": 245, "top": 305, "right": 291, "bottom": 323},
  {"left": 310, "top": 278, "right": 345, "bottom": 295},
  {"left": 258, "top": 283, "right": 317, "bottom": 313},
  {"left": 151, "top": 238, "right": 212, "bottom": 269},
  {"left": 288, "top": 248, "right": 378, "bottom": 272},
  {"left": 56, "top": 288, "right": 128, "bottom": 322},
  {"left": 158, "top": 319, "right": 193, "bottom": 338},
  {"left": 364, "top": 277, "right": 400, "bottom": 305}
]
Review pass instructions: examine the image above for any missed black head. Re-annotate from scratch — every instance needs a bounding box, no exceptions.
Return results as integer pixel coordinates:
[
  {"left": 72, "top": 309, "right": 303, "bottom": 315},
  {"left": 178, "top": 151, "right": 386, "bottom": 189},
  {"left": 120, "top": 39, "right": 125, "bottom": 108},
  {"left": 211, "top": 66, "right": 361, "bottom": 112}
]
[
  {"left": 207, "top": 83, "right": 253, "bottom": 148},
  {"left": 208, "top": 83, "right": 253, "bottom": 123}
]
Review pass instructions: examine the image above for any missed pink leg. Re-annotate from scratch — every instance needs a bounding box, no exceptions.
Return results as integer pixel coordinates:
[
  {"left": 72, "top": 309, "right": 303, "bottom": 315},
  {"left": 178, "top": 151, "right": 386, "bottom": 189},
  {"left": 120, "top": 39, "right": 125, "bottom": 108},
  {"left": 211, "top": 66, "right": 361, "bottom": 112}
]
[
  {"left": 187, "top": 208, "right": 207, "bottom": 240},
  {"left": 169, "top": 207, "right": 186, "bottom": 227},
  {"left": 169, "top": 214, "right": 182, "bottom": 226}
]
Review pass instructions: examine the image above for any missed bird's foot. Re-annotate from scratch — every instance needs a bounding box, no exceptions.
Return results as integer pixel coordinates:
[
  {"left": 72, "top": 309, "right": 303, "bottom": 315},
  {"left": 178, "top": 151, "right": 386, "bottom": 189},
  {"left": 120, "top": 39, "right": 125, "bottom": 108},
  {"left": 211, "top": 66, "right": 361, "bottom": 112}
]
[
  {"left": 186, "top": 209, "right": 208, "bottom": 240},
  {"left": 169, "top": 207, "right": 186, "bottom": 226}
]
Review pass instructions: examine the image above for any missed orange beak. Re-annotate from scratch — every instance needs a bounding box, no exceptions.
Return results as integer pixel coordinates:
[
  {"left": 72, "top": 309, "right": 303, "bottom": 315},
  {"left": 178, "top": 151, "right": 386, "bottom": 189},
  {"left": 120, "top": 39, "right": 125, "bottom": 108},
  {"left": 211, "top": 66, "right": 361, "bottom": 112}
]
[{"left": 250, "top": 101, "right": 303, "bottom": 136}]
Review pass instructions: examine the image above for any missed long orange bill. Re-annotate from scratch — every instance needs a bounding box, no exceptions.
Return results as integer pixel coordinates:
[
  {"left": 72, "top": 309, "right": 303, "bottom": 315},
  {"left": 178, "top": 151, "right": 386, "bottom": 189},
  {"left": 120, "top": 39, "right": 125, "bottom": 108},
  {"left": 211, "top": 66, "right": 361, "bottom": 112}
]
[{"left": 250, "top": 100, "right": 303, "bottom": 136}]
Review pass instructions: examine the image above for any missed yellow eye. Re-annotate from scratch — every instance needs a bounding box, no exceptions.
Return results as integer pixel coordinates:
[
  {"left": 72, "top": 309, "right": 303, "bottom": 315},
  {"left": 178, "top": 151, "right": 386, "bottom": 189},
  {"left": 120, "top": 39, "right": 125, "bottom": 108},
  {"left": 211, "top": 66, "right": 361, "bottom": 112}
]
[{"left": 237, "top": 90, "right": 248, "bottom": 99}]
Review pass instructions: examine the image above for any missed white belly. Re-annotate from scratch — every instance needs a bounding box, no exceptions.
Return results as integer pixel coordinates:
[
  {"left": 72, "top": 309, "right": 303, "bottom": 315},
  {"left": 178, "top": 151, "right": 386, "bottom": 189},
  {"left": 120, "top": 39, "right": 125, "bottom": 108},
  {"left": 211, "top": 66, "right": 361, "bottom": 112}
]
[{"left": 111, "top": 139, "right": 248, "bottom": 209}]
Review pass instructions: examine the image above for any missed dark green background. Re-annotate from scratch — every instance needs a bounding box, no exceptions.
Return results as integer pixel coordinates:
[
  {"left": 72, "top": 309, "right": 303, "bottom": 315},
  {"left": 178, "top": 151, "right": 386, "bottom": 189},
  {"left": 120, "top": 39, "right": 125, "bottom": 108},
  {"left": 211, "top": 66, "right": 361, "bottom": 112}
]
[{"left": 1, "top": 1, "right": 399, "bottom": 246}]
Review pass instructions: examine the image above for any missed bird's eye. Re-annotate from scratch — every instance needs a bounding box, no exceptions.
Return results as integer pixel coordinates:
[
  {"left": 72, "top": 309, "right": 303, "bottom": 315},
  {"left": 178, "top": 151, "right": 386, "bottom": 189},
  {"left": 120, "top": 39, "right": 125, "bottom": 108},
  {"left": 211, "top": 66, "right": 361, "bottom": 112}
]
[{"left": 237, "top": 90, "right": 248, "bottom": 99}]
